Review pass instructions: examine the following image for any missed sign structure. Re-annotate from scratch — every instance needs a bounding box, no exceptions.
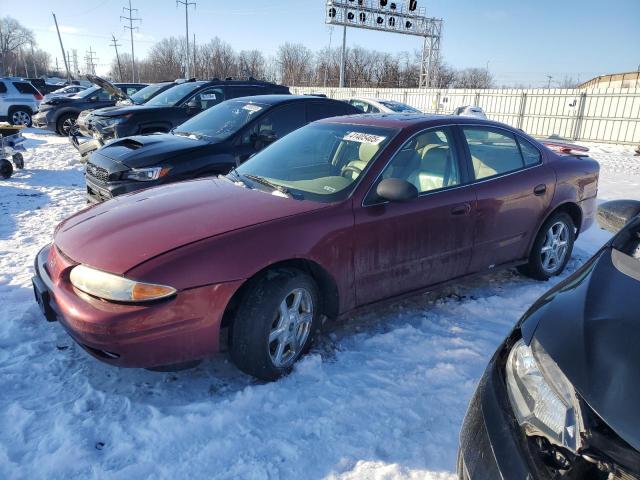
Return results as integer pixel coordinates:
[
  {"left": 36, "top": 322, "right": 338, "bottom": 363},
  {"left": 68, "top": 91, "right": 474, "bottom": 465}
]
[{"left": 325, "top": 0, "right": 443, "bottom": 88}]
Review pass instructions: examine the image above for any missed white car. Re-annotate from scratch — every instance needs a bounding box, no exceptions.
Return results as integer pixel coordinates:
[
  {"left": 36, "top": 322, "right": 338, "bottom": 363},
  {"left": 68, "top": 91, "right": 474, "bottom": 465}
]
[
  {"left": 43, "top": 85, "right": 88, "bottom": 103},
  {"left": 0, "top": 77, "right": 43, "bottom": 126},
  {"left": 347, "top": 97, "right": 422, "bottom": 114},
  {"left": 452, "top": 105, "right": 487, "bottom": 119}
]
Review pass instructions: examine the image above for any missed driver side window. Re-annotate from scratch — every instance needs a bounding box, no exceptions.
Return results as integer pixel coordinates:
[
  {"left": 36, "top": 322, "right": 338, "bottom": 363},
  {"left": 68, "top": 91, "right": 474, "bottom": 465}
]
[
  {"left": 378, "top": 128, "right": 461, "bottom": 195},
  {"left": 187, "top": 88, "right": 225, "bottom": 111}
]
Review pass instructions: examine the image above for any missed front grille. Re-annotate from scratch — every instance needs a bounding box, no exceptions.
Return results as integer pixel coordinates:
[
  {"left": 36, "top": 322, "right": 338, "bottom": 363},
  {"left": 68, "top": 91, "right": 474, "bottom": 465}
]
[{"left": 85, "top": 162, "right": 109, "bottom": 183}]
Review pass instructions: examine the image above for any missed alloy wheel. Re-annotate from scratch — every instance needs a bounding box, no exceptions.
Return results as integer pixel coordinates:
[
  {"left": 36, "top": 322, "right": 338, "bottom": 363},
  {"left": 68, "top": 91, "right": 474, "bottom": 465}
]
[
  {"left": 62, "top": 117, "right": 76, "bottom": 135},
  {"left": 268, "top": 288, "right": 314, "bottom": 368},
  {"left": 540, "top": 221, "right": 569, "bottom": 274},
  {"left": 11, "top": 110, "right": 31, "bottom": 126}
]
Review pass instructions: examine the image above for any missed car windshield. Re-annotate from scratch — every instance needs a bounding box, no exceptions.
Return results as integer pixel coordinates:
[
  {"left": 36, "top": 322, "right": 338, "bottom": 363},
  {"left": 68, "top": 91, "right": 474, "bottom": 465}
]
[
  {"left": 145, "top": 82, "right": 203, "bottom": 106},
  {"left": 129, "top": 83, "right": 168, "bottom": 104},
  {"left": 378, "top": 100, "right": 421, "bottom": 113},
  {"left": 174, "top": 100, "right": 269, "bottom": 141},
  {"left": 73, "top": 85, "right": 100, "bottom": 98},
  {"left": 233, "top": 123, "right": 396, "bottom": 203}
]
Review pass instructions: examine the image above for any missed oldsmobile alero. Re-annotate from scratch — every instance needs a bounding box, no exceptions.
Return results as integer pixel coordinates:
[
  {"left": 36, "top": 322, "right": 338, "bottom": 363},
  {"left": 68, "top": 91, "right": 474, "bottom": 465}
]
[{"left": 32, "top": 114, "right": 600, "bottom": 380}]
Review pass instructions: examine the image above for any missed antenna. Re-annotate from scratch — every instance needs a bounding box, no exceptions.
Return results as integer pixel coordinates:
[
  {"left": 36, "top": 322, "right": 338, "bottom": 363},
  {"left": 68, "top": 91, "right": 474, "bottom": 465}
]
[{"left": 121, "top": 0, "right": 141, "bottom": 82}]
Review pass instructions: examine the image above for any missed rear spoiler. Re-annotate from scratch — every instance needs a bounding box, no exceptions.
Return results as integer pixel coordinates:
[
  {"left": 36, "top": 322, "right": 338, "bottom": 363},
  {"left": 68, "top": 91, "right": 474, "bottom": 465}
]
[{"left": 540, "top": 139, "right": 590, "bottom": 157}]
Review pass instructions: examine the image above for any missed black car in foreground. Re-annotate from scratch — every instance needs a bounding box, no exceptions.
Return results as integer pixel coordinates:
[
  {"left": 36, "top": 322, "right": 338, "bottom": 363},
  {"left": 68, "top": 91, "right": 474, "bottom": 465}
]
[
  {"left": 76, "top": 78, "right": 290, "bottom": 155},
  {"left": 458, "top": 199, "right": 640, "bottom": 479},
  {"left": 33, "top": 79, "right": 146, "bottom": 135},
  {"left": 84, "top": 95, "right": 359, "bottom": 203}
]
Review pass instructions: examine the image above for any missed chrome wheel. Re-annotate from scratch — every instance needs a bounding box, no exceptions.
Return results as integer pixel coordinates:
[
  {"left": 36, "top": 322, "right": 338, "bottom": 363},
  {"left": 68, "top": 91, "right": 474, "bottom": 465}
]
[
  {"left": 540, "top": 221, "right": 569, "bottom": 274},
  {"left": 268, "top": 288, "right": 313, "bottom": 368},
  {"left": 11, "top": 110, "right": 31, "bottom": 126},
  {"left": 62, "top": 117, "right": 76, "bottom": 135}
]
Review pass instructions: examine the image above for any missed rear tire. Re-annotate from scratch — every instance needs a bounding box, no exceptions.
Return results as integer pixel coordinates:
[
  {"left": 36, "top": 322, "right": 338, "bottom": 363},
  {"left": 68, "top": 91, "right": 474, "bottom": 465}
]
[
  {"left": 230, "top": 269, "right": 320, "bottom": 381},
  {"left": 518, "top": 211, "right": 575, "bottom": 280},
  {"left": 8, "top": 107, "right": 32, "bottom": 127},
  {"left": 56, "top": 113, "right": 77, "bottom": 136}
]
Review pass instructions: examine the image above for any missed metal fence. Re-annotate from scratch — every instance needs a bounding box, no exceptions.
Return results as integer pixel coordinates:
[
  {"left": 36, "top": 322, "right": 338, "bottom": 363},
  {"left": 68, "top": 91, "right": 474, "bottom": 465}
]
[{"left": 291, "top": 86, "right": 640, "bottom": 145}]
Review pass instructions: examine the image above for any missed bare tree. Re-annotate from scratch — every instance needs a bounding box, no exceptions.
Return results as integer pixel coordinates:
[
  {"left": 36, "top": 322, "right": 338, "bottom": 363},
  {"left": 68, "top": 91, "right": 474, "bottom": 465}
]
[
  {"left": 453, "top": 68, "right": 495, "bottom": 89},
  {"left": 201, "top": 37, "right": 237, "bottom": 80},
  {"left": 276, "top": 42, "right": 313, "bottom": 86},
  {"left": 0, "top": 17, "right": 35, "bottom": 75},
  {"left": 558, "top": 75, "right": 579, "bottom": 89},
  {"left": 237, "top": 50, "right": 266, "bottom": 79}
]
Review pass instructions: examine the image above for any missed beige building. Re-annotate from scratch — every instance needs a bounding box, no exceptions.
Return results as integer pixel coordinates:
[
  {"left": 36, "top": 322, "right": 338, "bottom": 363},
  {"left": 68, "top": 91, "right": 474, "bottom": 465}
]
[{"left": 579, "top": 71, "right": 640, "bottom": 89}]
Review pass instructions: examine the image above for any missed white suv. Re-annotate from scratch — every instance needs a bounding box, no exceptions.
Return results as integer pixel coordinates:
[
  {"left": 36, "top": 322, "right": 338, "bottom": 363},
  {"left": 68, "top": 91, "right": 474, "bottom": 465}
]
[{"left": 0, "top": 78, "right": 43, "bottom": 126}]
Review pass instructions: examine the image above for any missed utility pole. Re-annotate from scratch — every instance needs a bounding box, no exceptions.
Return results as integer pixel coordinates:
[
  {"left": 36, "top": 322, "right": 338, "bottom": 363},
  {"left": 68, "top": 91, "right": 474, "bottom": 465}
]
[
  {"left": 193, "top": 33, "right": 196, "bottom": 79},
  {"left": 121, "top": 0, "right": 141, "bottom": 82},
  {"left": 85, "top": 46, "right": 98, "bottom": 75},
  {"left": 546, "top": 75, "right": 553, "bottom": 89},
  {"left": 52, "top": 12, "right": 71, "bottom": 81},
  {"left": 110, "top": 35, "right": 124, "bottom": 81},
  {"left": 177, "top": 0, "right": 196, "bottom": 78},
  {"left": 323, "top": 27, "right": 333, "bottom": 88},
  {"left": 30, "top": 43, "right": 38, "bottom": 78},
  {"left": 72, "top": 50, "right": 79, "bottom": 77},
  {"left": 55, "top": 57, "right": 60, "bottom": 76},
  {"left": 339, "top": 25, "right": 346, "bottom": 88}
]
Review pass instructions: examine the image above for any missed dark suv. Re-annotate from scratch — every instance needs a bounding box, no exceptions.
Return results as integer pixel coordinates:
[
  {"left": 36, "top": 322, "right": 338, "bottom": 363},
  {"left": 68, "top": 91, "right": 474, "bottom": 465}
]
[
  {"left": 84, "top": 95, "right": 358, "bottom": 203},
  {"left": 32, "top": 80, "right": 146, "bottom": 135},
  {"left": 78, "top": 78, "right": 291, "bottom": 151}
]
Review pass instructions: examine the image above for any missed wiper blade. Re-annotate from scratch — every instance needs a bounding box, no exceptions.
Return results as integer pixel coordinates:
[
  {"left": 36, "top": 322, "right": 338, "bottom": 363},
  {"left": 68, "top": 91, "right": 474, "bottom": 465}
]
[
  {"left": 244, "top": 174, "right": 291, "bottom": 197},
  {"left": 227, "top": 167, "right": 251, "bottom": 188}
]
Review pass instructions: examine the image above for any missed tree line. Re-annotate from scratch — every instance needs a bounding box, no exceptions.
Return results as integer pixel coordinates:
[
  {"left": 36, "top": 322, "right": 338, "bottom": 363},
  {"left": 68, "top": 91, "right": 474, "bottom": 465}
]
[{"left": 0, "top": 17, "right": 50, "bottom": 78}]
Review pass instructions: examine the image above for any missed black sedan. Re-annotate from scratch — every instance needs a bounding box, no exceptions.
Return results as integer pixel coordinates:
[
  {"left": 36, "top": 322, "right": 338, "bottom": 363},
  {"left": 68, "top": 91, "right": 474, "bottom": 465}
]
[
  {"left": 458, "top": 199, "right": 640, "bottom": 479},
  {"left": 84, "top": 95, "right": 359, "bottom": 203}
]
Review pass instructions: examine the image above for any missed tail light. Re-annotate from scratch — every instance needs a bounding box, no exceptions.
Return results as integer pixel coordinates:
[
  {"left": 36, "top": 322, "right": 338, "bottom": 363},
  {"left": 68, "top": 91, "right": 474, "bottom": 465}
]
[
  {"left": 34, "top": 92, "right": 43, "bottom": 101},
  {"left": 541, "top": 140, "right": 589, "bottom": 156}
]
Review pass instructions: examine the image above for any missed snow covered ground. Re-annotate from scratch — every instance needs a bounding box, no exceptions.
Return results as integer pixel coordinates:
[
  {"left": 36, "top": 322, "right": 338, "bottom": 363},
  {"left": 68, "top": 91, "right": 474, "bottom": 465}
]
[{"left": 0, "top": 131, "right": 638, "bottom": 480}]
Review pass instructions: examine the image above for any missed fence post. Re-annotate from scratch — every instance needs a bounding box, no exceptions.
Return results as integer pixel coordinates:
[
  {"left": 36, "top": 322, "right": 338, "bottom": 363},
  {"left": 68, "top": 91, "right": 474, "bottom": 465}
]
[
  {"left": 572, "top": 92, "right": 587, "bottom": 141},
  {"left": 517, "top": 92, "right": 527, "bottom": 130}
]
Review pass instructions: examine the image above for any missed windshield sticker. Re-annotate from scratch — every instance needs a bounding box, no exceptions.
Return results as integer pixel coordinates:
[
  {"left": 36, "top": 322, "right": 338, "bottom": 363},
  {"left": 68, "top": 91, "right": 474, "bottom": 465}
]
[
  {"left": 243, "top": 104, "right": 263, "bottom": 113},
  {"left": 201, "top": 94, "right": 217, "bottom": 100},
  {"left": 343, "top": 132, "right": 386, "bottom": 145}
]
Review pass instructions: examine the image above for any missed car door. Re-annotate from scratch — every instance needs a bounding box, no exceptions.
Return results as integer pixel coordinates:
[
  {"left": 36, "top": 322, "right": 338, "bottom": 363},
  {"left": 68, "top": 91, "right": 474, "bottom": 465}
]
[
  {"left": 0, "top": 81, "right": 7, "bottom": 116},
  {"left": 352, "top": 127, "right": 477, "bottom": 305},
  {"left": 460, "top": 125, "right": 555, "bottom": 272},
  {"left": 233, "top": 102, "right": 307, "bottom": 164}
]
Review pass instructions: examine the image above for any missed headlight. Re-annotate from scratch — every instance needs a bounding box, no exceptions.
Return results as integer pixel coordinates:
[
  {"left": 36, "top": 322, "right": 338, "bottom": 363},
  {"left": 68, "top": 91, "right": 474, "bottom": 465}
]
[
  {"left": 506, "top": 339, "right": 582, "bottom": 452},
  {"left": 101, "top": 115, "right": 131, "bottom": 127},
  {"left": 121, "top": 166, "right": 171, "bottom": 182},
  {"left": 70, "top": 264, "right": 176, "bottom": 302}
]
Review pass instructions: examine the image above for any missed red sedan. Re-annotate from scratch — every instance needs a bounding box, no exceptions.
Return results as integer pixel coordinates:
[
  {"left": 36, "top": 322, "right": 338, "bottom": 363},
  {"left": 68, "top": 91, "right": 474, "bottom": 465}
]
[{"left": 32, "top": 115, "right": 599, "bottom": 380}]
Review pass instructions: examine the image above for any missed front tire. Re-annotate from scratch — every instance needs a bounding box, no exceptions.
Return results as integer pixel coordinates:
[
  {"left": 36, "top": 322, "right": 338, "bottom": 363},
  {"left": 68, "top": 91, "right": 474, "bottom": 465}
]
[
  {"left": 518, "top": 211, "right": 575, "bottom": 280},
  {"left": 230, "top": 269, "right": 320, "bottom": 381},
  {"left": 56, "top": 113, "right": 77, "bottom": 136}
]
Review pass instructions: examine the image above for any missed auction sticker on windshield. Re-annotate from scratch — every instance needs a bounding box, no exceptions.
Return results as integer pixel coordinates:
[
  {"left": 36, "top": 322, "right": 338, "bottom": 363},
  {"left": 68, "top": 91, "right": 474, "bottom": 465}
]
[
  {"left": 243, "top": 104, "right": 263, "bottom": 113},
  {"left": 343, "top": 132, "right": 386, "bottom": 144}
]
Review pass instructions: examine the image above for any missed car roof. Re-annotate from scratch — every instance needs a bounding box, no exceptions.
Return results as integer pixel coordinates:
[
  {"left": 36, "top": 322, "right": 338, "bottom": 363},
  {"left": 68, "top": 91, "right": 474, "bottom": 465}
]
[
  {"left": 317, "top": 113, "right": 509, "bottom": 130},
  {"left": 226, "top": 94, "right": 340, "bottom": 106}
]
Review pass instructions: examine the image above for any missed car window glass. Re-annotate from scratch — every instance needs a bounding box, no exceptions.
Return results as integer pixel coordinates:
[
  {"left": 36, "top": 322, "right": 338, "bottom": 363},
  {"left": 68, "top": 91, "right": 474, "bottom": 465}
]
[
  {"left": 306, "top": 102, "right": 351, "bottom": 122},
  {"left": 242, "top": 103, "right": 306, "bottom": 144},
  {"left": 374, "top": 128, "right": 460, "bottom": 200},
  {"left": 188, "top": 87, "right": 225, "bottom": 111},
  {"left": 13, "top": 82, "right": 38, "bottom": 94},
  {"left": 518, "top": 137, "right": 542, "bottom": 166},
  {"left": 463, "top": 127, "right": 525, "bottom": 180},
  {"left": 146, "top": 82, "right": 203, "bottom": 106},
  {"left": 97, "top": 90, "right": 112, "bottom": 101},
  {"left": 0, "top": 82, "right": 7, "bottom": 93},
  {"left": 230, "top": 86, "right": 264, "bottom": 98}
]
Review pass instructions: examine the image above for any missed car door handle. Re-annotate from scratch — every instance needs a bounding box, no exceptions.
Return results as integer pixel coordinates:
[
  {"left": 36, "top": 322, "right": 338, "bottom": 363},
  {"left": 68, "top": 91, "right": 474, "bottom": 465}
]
[
  {"left": 534, "top": 184, "right": 547, "bottom": 196},
  {"left": 450, "top": 203, "right": 471, "bottom": 216}
]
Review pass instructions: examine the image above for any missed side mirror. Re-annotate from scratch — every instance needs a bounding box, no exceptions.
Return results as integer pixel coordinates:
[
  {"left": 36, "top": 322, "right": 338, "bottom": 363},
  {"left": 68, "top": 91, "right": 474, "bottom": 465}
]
[
  {"left": 376, "top": 178, "right": 419, "bottom": 203},
  {"left": 597, "top": 200, "right": 640, "bottom": 233},
  {"left": 89, "top": 96, "right": 99, "bottom": 102}
]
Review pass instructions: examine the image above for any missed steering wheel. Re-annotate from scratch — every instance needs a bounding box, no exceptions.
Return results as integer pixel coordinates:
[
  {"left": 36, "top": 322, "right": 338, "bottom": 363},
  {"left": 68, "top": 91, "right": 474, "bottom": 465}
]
[{"left": 341, "top": 165, "right": 363, "bottom": 179}]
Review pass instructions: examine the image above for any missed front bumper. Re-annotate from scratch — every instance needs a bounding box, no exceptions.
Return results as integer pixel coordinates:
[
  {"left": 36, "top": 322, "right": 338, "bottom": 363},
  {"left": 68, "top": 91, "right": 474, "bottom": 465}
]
[
  {"left": 70, "top": 132, "right": 102, "bottom": 158},
  {"left": 85, "top": 175, "right": 156, "bottom": 203},
  {"left": 458, "top": 347, "right": 551, "bottom": 479},
  {"left": 32, "top": 244, "right": 243, "bottom": 368},
  {"left": 32, "top": 111, "right": 56, "bottom": 131}
]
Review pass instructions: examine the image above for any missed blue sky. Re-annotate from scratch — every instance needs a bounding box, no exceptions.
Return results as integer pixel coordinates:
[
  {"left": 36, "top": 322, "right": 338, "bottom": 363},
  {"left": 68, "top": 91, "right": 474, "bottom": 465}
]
[{"left": 6, "top": 0, "right": 639, "bottom": 86}]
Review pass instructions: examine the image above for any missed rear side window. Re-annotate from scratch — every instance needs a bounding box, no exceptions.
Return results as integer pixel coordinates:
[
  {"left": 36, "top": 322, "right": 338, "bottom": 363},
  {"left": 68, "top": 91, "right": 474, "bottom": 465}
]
[
  {"left": 229, "top": 86, "right": 265, "bottom": 98},
  {"left": 242, "top": 103, "right": 306, "bottom": 144},
  {"left": 350, "top": 100, "right": 379, "bottom": 113},
  {"left": 13, "top": 82, "right": 39, "bottom": 95},
  {"left": 462, "top": 127, "right": 525, "bottom": 180},
  {"left": 0, "top": 82, "right": 7, "bottom": 93},
  {"left": 517, "top": 137, "right": 542, "bottom": 166},
  {"left": 306, "top": 102, "right": 354, "bottom": 122}
]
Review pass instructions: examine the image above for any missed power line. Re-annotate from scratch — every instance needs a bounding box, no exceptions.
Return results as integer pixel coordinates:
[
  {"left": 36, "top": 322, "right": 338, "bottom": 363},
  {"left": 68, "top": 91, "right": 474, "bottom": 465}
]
[
  {"left": 176, "top": 0, "right": 196, "bottom": 78},
  {"left": 121, "top": 0, "right": 141, "bottom": 82},
  {"left": 110, "top": 34, "right": 123, "bottom": 81},
  {"left": 84, "top": 46, "right": 98, "bottom": 75}
]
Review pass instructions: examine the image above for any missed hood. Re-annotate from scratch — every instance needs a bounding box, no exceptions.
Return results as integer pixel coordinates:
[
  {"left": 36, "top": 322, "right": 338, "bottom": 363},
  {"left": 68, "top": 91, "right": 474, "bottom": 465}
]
[
  {"left": 96, "top": 133, "right": 211, "bottom": 169},
  {"left": 91, "top": 104, "right": 151, "bottom": 118},
  {"left": 41, "top": 96, "right": 74, "bottom": 106},
  {"left": 86, "top": 74, "right": 129, "bottom": 101},
  {"left": 54, "top": 178, "right": 328, "bottom": 274},
  {"left": 521, "top": 247, "right": 640, "bottom": 451}
]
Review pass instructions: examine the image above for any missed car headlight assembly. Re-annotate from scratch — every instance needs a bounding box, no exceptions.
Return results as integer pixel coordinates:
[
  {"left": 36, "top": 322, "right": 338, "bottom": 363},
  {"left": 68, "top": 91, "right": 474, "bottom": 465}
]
[
  {"left": 101, "top": 115, "right": 131, "bottom": 127},
  {"left": 506, "top": 338, "right": 583, "bottom": 452},
  {"left": 121, "top": 166, "right": 171, "bottom": 182},
  {"left": 70, "top": 264, "right": 176, "bottom": 303}
]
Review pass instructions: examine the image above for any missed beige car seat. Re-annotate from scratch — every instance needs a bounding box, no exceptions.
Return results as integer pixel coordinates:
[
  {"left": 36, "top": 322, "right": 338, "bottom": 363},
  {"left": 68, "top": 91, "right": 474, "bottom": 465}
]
[{"left": 342, "top": 142, "right": 380, "bottom": 180}]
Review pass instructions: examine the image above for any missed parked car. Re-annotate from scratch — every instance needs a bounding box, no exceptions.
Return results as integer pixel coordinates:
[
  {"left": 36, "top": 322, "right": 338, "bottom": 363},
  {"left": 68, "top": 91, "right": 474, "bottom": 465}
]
[
  {"left": 83, "top": 95, "right": 359, "bottom": 203},
  {"left": 458, "top": 199, "right": 640, "bottom": 480},
  {"left": 453, "top": 105, "right": 487, "bottom": 119},
  {"left": 75, "top": 78, "right": 291, "bottom": 152},
  {"left": 0, "top": 77, "right": 43, "bottom": 126},
  {"left": 32, "top": 79, "right": 146, "bottom": 135},
  {"left": 42, "top": 85, "right": 88, "bottom": 103},
  {"left": 24, "top": 77, "right": 64, "bottom": 95},
  {"left": 32, "top": 115, "right": 599, "bottom": 380},
  {"left": 347, "top": 97, "right": 422, "bottom": 114}
]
